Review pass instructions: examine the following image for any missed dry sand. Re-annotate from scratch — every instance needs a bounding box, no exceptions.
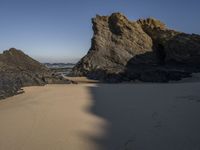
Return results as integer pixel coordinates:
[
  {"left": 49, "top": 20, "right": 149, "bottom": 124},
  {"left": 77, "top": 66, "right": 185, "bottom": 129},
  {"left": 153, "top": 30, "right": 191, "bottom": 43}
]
[
  {"left": 0, "top": 84, "right": 107, "bottom": 150},
  {"left": 0, "top": 82, "right": 200, "bottom": 150}
]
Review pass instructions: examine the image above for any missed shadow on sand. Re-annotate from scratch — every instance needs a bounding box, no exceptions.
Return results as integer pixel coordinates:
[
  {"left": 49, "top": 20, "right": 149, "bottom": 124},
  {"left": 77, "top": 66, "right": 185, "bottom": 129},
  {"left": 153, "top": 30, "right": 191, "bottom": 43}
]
[{"left": 84, "top": 83, "right": 200, "bottom": 150}]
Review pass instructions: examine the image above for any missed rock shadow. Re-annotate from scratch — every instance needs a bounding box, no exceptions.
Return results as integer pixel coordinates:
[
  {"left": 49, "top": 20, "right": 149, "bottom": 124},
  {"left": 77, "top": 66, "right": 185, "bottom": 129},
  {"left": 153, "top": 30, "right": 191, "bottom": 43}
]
[{"left": 83, "top": 83, "right": 200, "bottom": 150}]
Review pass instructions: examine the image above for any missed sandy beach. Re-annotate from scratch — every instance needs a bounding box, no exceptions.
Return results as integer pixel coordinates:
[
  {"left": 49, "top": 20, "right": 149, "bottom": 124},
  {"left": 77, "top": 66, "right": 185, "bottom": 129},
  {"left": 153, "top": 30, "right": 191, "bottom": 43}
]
[
  {"left": 1, "top": 0, "right": 200, "bottom": 149},
  {"left": 0, "top": 82, "right": 200, "bottom": 150}
]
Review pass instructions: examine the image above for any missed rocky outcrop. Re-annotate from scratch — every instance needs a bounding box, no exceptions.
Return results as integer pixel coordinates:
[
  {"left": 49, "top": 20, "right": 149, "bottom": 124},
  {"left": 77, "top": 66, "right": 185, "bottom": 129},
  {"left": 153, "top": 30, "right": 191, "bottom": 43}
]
[
  {"left": 0, "top": 72, "right": 22, "bottom": 99},
  {"left": 0, "top": 48, "right": 71, "bottom": 100},
  {"left": 72, "top": 13, "right": 200, "bottom": 82},
  {"left": 137, "top": 18, "right": 200, "bottom": 65},
  {"left": 72, "top": 13, "right": 153, "bottom": 77}
]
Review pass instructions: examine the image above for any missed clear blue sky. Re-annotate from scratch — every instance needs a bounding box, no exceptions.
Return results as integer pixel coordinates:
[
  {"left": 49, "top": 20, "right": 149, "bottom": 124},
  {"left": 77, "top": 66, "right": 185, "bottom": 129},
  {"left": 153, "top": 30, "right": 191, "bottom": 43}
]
[{"left": 0, "top": 0, "right": 199, "bottom": 63}]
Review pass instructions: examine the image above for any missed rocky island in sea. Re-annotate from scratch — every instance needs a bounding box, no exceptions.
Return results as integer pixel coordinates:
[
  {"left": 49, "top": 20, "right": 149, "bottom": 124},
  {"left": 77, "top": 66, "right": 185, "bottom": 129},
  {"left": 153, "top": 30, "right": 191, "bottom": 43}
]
[{"left": 72, "top": 13, "right": 200, "bottom": 82}]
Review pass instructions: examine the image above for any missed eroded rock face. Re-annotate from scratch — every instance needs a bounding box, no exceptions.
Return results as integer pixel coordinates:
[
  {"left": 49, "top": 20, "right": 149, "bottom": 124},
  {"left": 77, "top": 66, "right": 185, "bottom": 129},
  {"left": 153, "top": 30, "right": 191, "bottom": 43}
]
[
  {"left": 0, "top": 48, "right": 71, "bottom": 100},
  {"left": 137, "top": 19, "right": 200, "bottom": 65},
  {"left": 72, "top": 13, "right": 200, "bottom": 82},
  {"left": 72, "top": 13, "right": 153, "bottom": 77},
  {"left": 0, "top": 72, "right": 22, "bottom": 99}
]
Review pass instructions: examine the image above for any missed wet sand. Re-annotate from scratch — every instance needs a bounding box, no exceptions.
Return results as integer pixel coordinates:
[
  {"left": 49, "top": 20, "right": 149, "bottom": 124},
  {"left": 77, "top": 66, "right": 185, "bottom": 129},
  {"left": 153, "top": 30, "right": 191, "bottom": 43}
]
[{"left": 0, "top": 82, "right": 200, "bottom": 150}]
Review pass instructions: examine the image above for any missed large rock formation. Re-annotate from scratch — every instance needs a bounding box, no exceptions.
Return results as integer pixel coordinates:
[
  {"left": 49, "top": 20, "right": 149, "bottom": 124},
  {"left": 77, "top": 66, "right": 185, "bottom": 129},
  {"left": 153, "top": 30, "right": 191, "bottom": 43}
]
[
  {"left": 72, "top": 13, "right": 200, "bottom": 82},
  {"left": 73, "top": 13, "right": 153, "bottom": 76},
  {"left": 0, "top": 48, "right": 71, "bottom": 99}
]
